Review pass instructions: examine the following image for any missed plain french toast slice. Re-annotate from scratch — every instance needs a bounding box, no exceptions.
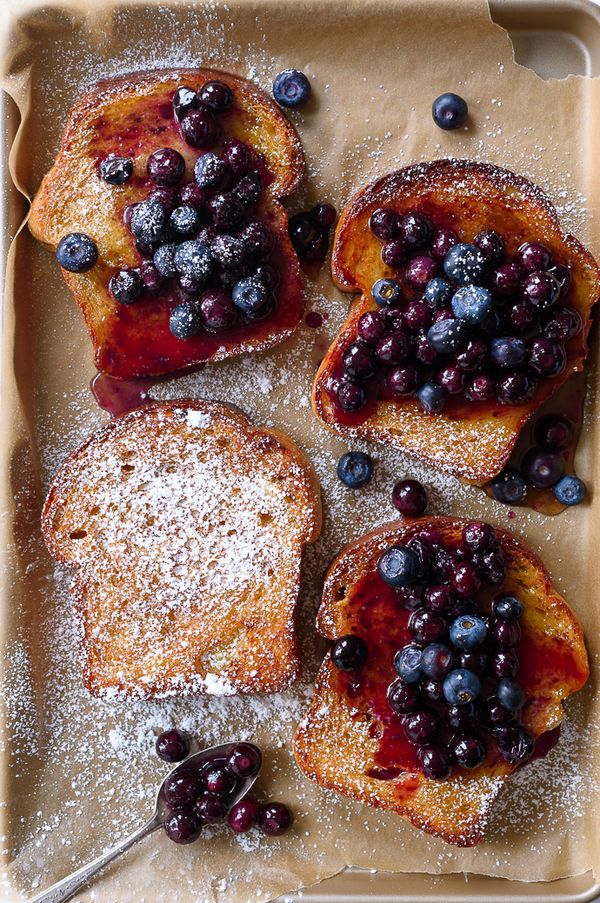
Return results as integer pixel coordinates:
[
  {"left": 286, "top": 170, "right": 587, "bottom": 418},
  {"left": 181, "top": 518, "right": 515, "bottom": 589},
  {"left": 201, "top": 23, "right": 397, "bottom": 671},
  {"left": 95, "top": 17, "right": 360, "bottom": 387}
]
[
  {"left": 312, "top": 160, "right": 600, "bottom": 483},
  {"left": 42, "top": 401, "right": 321, "bottom": 698},
  {"left": 294, "top": 517, "right": 588, "bottom": 846},
  {"left": 29, "top": 68, "right": 305, "bottom": 379}
]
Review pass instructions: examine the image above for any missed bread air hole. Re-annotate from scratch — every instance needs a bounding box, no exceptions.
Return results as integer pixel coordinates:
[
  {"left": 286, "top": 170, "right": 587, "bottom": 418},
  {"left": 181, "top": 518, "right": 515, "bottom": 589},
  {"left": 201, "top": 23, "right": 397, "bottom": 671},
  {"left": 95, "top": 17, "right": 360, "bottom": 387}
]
[
  {"left": 69, "top": 528, "right": 88, "bottom": 540},
  {"left": 121, "top": 463, "right": 135, "bottom": 474},
  {"left": 258, "top": 513, "right": 273, "bottom": 527}
]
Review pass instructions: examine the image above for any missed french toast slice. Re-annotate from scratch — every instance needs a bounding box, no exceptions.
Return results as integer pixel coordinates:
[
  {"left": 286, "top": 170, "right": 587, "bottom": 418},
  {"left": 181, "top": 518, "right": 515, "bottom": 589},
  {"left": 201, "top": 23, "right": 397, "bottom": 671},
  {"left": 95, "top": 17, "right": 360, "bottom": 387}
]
[
  {"left": 313, "top": 160, "right": 600, "bottom": 483},
  {"left": 294, "top": 517, "right": 588, "bottom": 846},
  {"left": 42, "top": 401, "right": 321, "bottom": 698},
  {"left": 29, "top": 68, "right": 305, "bottom": 379}
]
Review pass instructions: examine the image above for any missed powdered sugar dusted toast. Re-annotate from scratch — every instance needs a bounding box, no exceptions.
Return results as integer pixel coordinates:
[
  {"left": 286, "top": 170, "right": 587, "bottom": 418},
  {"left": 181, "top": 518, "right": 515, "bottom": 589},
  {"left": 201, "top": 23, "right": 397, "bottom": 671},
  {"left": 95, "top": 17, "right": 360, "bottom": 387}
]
[
  {"left": 312, "top": 160, "right": 600, "bottom": 483},
  {"left": 29, "top": 68, "right": 305, "bottom": 379},
  {"left": 294, "top": 517, "right": 588, "bottom": 846},
  {"left": 42, "top": 401, "right": 321, "bottom": 698}
]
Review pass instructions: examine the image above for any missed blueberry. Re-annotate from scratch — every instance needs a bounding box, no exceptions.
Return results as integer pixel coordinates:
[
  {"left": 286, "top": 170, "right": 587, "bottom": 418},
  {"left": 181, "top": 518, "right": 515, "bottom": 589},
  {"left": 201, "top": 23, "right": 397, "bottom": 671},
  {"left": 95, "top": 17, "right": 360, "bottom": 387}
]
[
  {"left": 554, "top": 474, "right": 586, "bottom": 506},
  {"left": 522, "top": 448, "right": 564, "bottom": 489},
  {"left": 369, "top": 208, "right": 400, "bottom": 240},
  {"left": 343, "top": 342, "right": 376, "bottom": 379},
  {"left": 336, "top": 451, "right": 373, "bottom": 488},
  {"left": 515, "top": 241, "right": 552, "bottom": 273},
  {"left": 258, "top": 802, "right": 293, "bottom": 836},
  {"left": 139, "top": 261, "right": 164, "bottom": 294},
  {"left": 170, "top": 205, "right": 201, "bottom": 238},
  {"left": 432, "top": 92, "right": 468, "bottom": 130},
  {"left": 451, "top": 285, "right": 492, "bottom": 325},
  {"left": 387, "top": 679, "right": 419, "bottom": 714},
  {"left": 409, "top": 609, "right": 447, "bottom": 644},
  {"left": 147, "top": 147, "right": 186, "bottom": 187},
  {"left": 405, "top": 256, "right": 437, "bottom": 290},
  {"left": 56, "top": 232, "right": 98, "bottom": 273},
  {"left": 426, "top": 318, "right": 468, "bottom": 354},
  {"left": 528, "top": 338, "right": 566, "bottom": 378},
  {"left": 228, "top": 797, "right": 260, "bottom": 833},
  {"left": 543, "top": 306, "right": 582, "bottom": 341},
  {"left": 372, "top": 277, "right": 402, "bottom": 307},
  {"left": 376, "top": 333, "right": 411, "bottom": 365},
  {"left": 180, "top": 108, "right": 221, "bottom": 148},
  {"left": 179, "top": 182, "right": 206, "bottom": 209},
  {"left": 492, "top": 594, "right": 523, "bottom": 621},
  {"left": 228, "top": 743, "right": 262, "bottom": 778},
  {"left": 156, "top": 729, "right": 190, "bottom": 763},
  {"left": 416, "top": 383, "right": 446, "bottom": 413},
  {"left": 153, "top": 243, "right": 178, "bottom": 278},
  {"left": 418, "top": 746, "right": 452, "bottom": 780},
  {"left": 211, "top": 235, "right": 246, "bottom": 269},
  {"left": 109, "top": 267, "right": 143, "bottom": 304},
  {"left": 492, "top": 619, "right": 521, "bottom": 648},
  {"left": 232, "top": 276, "right": 268, "bottom": 313},
  {"left": 210, "top": 191, "right": 247, "bottom": 229},
  {"left": 386, "top": 365, "right": 419, "bottom": 395},
  {"left": 222, "top": 139, "right": 254, "bottom": 176},
  {"left": 497, "top": 372, "right": 537, "bottom": 405},
  {"left": 421, "top": 642, "right": 453, "bottom": 678},
  {"left": 337, "top": 380, "right": 367, "bottom": 412},
  {"left": 199, "top": 289, "right": 238, "bottom": 331},
  {"left": 443, "top": 243, "right": 486, "bottom": 285},
  {"left": 273, "top": 68, "right": 311, "bottom": 107},
  {"left": 240, "top": 221, "right": 272, "bottom": 259},
  {"left": 403, "top": 710, "right": 439, "bottom": 746},
  {"left": 378, "top": 545, "right": 420, "bottom": 588},
  {"left": 382, "top": 239, "right": 407, "bottom": 268},
  {"left": 194, "top": 793, "right": 228, "bottom": 823},
  {"left": 492, "top": 262, "right": 523, "bottom": 297},
  {"left": 449, "top": 615, "right": 488, "bottom": 650},
  {"left": 462, "top": 521, "right": 495, "bottom": 552},
  {"left": 130, "top": 201, "right": 168, "bottom": 244},
  {"left": 312, "top": 203, "right": 337, "bottom": 229},
  {"left": 174, "top": 240, "right": 214, "bottom": 284},
  {"left": 331, "top": 634, "right": 368, "bottom": 671},
  {"left": 496, "top": 726, "right": 534, "bottom": 765},
  {"left": 394, "top": 645, "right": 423, "bottom": 684},
  {"left": 164, "top": 771, "right": 201, "bottom": 808},
  {"left": 391, "top": 479, "right": 427, "bottom": 516},
  {"left": 202, "top": 762, "right": 236, "bottom": 796},
  {"left": 195, "top": 152, "right": 228, "bottom": 190},
  {"left": 473, "top": 230, "right": 505, "bottom": 266},
  {"left": 534, "top": 414, "right": 573, "bottom": 451},
  {"left": 423, "top": 277, "right": 453, "bottom": 308},
  {"left": 169, "top": 302, "right": 202, "bottom": 339},
  {"left": 522, "top": 271, "right": 561, "bottom": 309},
  {"left": 431, "top": 227, "right": 458, "bottom": 259},
  {"left": 199, "top": 80, "right": 234, "bottom": 112},
  {"left": 496, "top": 678, "right": 525, "bottom": 711},
  {"left": 164, "top": 811, "right": 202, "bottom": 844},
  {"left": 443, "top": 668, "right": 480, "bottom": 705},
  {"left": 173, "top": 85, "right": 199, "bottom": 120},
  {"left": 547, "top": 263, "right": 571, "bottom": 296},
  {"left": 489, "top": 336, "right": 528, "bottom": 369},
  {"left": 99, "top": 155, "right": 133, "bottom": 185}
]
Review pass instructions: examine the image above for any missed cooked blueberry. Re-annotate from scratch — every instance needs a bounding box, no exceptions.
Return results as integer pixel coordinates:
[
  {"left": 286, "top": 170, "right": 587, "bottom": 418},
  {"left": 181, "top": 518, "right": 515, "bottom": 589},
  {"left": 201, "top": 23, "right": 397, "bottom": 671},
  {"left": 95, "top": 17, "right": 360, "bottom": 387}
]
[
  {"left": 343, "top": 342, "right": 376, "bottom": 379},
  {"left": 447, "top": 703, "right": 476, "bottom": 730},
  {"left": 492, "top": 619, "right": 521, "bottom": 648},
  {"left": 175, "top": 242, "right": 214, "bottom": 286},
  {"left": 336, "top": 451, "right": 373, "bottom": 488},
  {"left": 396, "top": 584, "right": 425, "bottom": 612},
  {"left": 496, "top": 726, "right": 534, "bottom": 764},
  {"left": 443, "top": 243, "right": 485, "bottom": 285},
  {"left": 228, "top": 797, "right": 260, "bottom": 833},
  {"left": 431, "top": 227, "right": 458, "bottom": 259},
  {"left": 451, "top": 285, "right": 492, "bottom": 325},
  {"left": 528, "top": 337, "right": 566, "bottom": 377},
  {"left": 258, "top": 802, "right": 293, "bottom": 836},
  {"left": 169, "top": 205, "right": 200, "bottom": 238},
  {"left": 372, "top": 277, "right": 402, "bottom": 307},
  {"left": 391, "top": 479, "right": 427, "bottom": 516},
  {"left": 547, "top": 263, "right": 571, "bottom": 295},
  {"left": 492, "top": 594, "right": 523, "bottom": 621},
  {"left": 139, "top": 260, "right": 164, "bottom": 294},
  {"left": 497, "top": 372, "right": 537, "bottom": 405},
  {"left": 423, "top": 277, "right": 453, "bottom": 308},
  {"left": 515, "top": 241, "right": 552, "bottom": 273},
  {"left": 426, "top": 318, "right": 468, "bottom": 353},
  {"left": 194, "top": 151, "right": 228, "bottom": 190},
  {"left": 56, "top": 232, "right": 98, "bottom": 273},
  {"left": 164, "top": 771, "right": 201, "bottom": 808},
  {"left": 109, "top": 267, "right": 143, "bottom": 304},
  {"left": 99, "top": 155, "right": 133, "bottom": 185},
  {"left": 443, "top": 668, "right": 480, "bottom": 705},
  {"left": 437, "top": 365, "right": 464, "bottom": 395},
  {"left": 230, "top": 276, "right": 267, "bottom": 313},
  {"left": 405, "top": 256, "right": 437, "bottom": 290},
  {"left": 194, "top": 793, "right": 228, "bottom": 823},
  {"left": 449, "top": 615, "right": 488, "bottom": 650},
  {"left": 222, "top": 139, "right": 253, "bottom": 177},
  {"left": 421, "top": 642, "right": 453, "bottom": 679},
  {"left": 179, "top": 182, "right": 206, "bottom": 209},
  {"left": 403, "top": 709, "right": 439, "bottom": 745},
  {"left": 130, "top": 200, "right": 168, "bottom": 244},
  {"left": 387, "top": 365, "right": 420, "bottom": 396},
  {"left": 199, "top": 80, "right": 233, "bottom": 112},
  {"left": 156, "top": 729, "right": 190, "bottom": 763},
  {"left": 404, "top": 299, "right": 431, "bottom": 331},
  {"left": 197, "top": 288, "right": 237, "bottom": 331},
  {"left": 228, "top": 743, "right": 262, "bottom": 778},
  {"left": 505, "top": 298, "right": 537, "bottom": 332},
  {"left": 147, "top": 147, "right": 185, "bottom": 187},
  {"left": 473, "top": 230, "right": 504, "bottom": 266},
  {"left": 409, "top": 609, "right": 446, "bottom": 644},
  {"left": 455, "top": 337, "right": 487, "bottom": 371},
  {"left": 164, "top": 811, "right": 202, "bottom": 844},
  {"left": 452, "top": 735, "right": 486, "bottom": 769},
  {"left": 381, "top": 239, "right": 407, "bottom": 268},
  {"left": 522, "top": 271, "right": 561, "bottom": 309},
  {"left": 479, "top": 546, "right": 506, "bottom": 585},
  {"left": 522, "top": 447, "right": 564, "bottom": 489},
  {"left": 169, "top": 302, "right": 202, "bottom": 339},
  {"left": 378, "top": 545, "right": 420, "bottom": 588},
  {"left": 416, "top": 382, "right": 446, "bottom": 413},
  {"left": 418, "top": 746, "right": 452, "bottom": 780},
  {"left": 432, "top": 92, "right": 468, "bottom": 130},
  {"left": 207, "top": 192, "right": 244, "bottom": 230},
  {"left": 462, "top": 521, "right": 495, "bottom": 553},
  {"left": 496, "top": 678, "right": 525, "bottom": 711},
  {"left": 310, "top": 203, "right": 336, "bottom": 229},
  {"left": 489, "top": 336, "right": 527, "bottom": 369},
  {"left": 331, "top": 634, "right": 368, "bottom": 671},
  {"left": 491, "top": 262, "right": 523, "bottom": 297},
  {"left": 387, "top": 678, "right": 419, "bottom": 714},
  {"left": 543, "top": 306, "right": 583, "bottom": 341},
  {"left": 460, "top": 651, "right": 487, "bottom": 675},
  {"left": 173, "top": 85, "right": 199, "bottom": 120},
  {"left": 393, "top": 644, "right": 423, "bottom": 684},
  {"left": 337, "top": 380, "right": 367, "bottom": 412},
  {"left": 369, "top": 207, "right": 400, "bottom": 240},
  {"left": 451, "top": 567, "right": 481, "bottom": 600},
  {"left": 239, "top": 221, "right": 272, "bottom": 260},
  {"left": 376, "top": 333, "right": 410, "bottom": 365},
  {"left": 534, "top": 414, "right": 573, "bottom": 451},
  {"left": 554, "top": 474, "right": 586, "bottom": 506},
  {"left": 399, "top": 212, "right": 433, "bottom": 249},
  {"left": 492, "top": 650, "right": 520, "bottom": 678},
  {"left": 423, "top": 585, "right": 453, "bottom": 613},
  {"left": 180, "top": 108, "right": 220, "bottom": 148},
  {"left": 202, "top": 762, "right": 236, "bottom": 796}
]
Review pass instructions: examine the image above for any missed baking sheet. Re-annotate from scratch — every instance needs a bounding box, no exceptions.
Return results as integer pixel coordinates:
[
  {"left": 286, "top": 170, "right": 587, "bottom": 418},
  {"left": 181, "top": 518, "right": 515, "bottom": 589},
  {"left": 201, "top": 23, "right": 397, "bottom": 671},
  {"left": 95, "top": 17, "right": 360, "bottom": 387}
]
[{"left": 1, "top": 0, "right": 600, "bottom": 901}]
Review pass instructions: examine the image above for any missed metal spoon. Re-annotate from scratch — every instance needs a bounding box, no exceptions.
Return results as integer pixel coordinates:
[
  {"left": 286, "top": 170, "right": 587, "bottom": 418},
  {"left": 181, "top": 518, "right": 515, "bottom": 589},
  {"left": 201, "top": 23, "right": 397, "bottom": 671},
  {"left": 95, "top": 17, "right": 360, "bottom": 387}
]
[{"left": 30, "top": 741, "right": 262, "bottom": 903}]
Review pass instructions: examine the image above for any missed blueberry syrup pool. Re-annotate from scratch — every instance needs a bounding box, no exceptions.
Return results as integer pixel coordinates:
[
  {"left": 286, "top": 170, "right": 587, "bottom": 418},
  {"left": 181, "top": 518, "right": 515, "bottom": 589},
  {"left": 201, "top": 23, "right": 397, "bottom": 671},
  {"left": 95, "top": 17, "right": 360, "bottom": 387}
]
[{"left": 329, "top": 521, "right": 584, "bottom": 782}]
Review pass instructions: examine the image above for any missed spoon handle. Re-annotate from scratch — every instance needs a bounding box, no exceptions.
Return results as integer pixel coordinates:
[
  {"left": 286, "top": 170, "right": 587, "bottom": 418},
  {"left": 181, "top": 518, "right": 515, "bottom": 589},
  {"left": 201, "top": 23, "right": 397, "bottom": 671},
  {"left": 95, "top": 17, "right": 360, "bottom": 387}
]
[{"left": 29, "top": 814, "right": 162, "bottom": 903}]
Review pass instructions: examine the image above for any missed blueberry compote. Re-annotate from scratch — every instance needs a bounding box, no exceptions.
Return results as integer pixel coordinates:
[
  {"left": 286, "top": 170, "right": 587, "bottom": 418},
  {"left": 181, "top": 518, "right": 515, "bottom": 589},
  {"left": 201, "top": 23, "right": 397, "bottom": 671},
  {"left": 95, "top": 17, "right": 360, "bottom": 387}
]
[
  {"left": 289, "top": 203, "right": 337, "bottom": 269},
  {"left": 327, "top": 207, "right": 584, "bottom": 427},
  {"left": 329, "top": 522, "right": 585, "bottom": 783}
]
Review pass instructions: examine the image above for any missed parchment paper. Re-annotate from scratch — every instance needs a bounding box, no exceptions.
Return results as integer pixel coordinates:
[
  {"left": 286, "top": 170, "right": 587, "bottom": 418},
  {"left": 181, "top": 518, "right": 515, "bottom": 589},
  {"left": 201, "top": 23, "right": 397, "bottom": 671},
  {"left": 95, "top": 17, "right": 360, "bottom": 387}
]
[{"left": 1, "top": 0, "right": 600, "bottom": 901}]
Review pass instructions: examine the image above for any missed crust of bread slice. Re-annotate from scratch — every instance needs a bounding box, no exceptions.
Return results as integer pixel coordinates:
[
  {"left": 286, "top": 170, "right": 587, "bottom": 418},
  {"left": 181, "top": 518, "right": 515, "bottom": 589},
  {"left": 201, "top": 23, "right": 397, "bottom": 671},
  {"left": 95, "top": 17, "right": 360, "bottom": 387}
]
[
  {"left": 42, "top": 400, "right": 321, "bottom": 699},
  {"left": 29, "top": 68, "right": 306, "bottom": 379},
  {"left": 312, "top": 160, "right": 600, "bottom": 483},
  {"left": 294, "top": 517, "right": 588, "bottom": 846}
]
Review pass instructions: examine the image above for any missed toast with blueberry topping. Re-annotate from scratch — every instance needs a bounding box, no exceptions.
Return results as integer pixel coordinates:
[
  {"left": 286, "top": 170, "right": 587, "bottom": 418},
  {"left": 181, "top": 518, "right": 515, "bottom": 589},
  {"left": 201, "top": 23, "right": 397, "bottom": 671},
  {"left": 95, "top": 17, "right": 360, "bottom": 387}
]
[
  {"left": 312, "top": 160, "right": 600, "bottom": 483},
  {"left": 294, "top": 517, "right": 588, "bottom": 846},
  {"left": 29, "top": 68, "right": 305, "bottom": 379},
  {"left": 42, "top": 401, "right": 321, "bottom": 698}
]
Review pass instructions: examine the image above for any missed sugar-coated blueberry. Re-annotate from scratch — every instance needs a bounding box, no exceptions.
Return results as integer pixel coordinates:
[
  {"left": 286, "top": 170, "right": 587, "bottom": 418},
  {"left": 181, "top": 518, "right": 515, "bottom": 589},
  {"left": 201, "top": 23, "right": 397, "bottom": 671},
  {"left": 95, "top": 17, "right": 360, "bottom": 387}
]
[
  {"left": 443, "top": 243, "right": 485, "bottom": 285},
  {"left": 451, "top": 285, "right": 492, "bottom": 325},
  {"left": 554, "top": 474, "right": 586, "bottom": 506},
  {"left": 337, "top": 451, "right": 374, "bottom": 488},
  {"left": 153, "top": 243, "right": 178, "bottom": 278},
  {"left": 443, "top": 668, "right": 481, "bottom": 705},
  {"left": 195, "top": 151, "right": 228, "bottom": 190},
  {"left": 423, "top": 277, "right": 453, "bottom": 308},
  {"left": 432, "top": 92, "right": 468, "bottom": 130},
  {"left": 378, "top": 545, "right": 420, "bottom": 588},
  {"left": 273, "top": 68, "right": 311, "bottom": 107},
  {"left": 174, "top": 241, "right": 214, "bottom": 285},
  {"left": 109, "top": 267, "right": 143, "bottom": 305},
  {"left": 169, "top": 302, "right": 202, "bottom": 339},
  {"left": 331, "top": 634, "right": 368, "bottom": 671},
  {"left": 170, "top": 205, "right": 201, "bottom": 238},
  {"left": 449, "top": 615, "right": 488, "bottom": 651},
  {"left": 56, "top": 232, "right": 98, "bottom": 273},
  {"left": 99, "top": 155, "right": 133, "bottom": 185},
  {"left": 130, "top": 200, "right": 167, "bottom": 244},
  {"left": 232, "top": 276, "right": 268, "bottom": 313}
]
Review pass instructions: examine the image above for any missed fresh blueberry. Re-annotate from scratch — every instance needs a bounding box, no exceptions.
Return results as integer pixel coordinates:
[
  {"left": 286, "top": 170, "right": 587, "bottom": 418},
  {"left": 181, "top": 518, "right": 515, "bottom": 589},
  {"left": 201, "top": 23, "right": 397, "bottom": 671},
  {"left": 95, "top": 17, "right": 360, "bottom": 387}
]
[
  {"left": 451, "top": 285, "right": 492, "bottom": 325},
  {"left": 164, "top": 811, "right": 202, "bottom": 844},
  {"left": 331, "top": 634, "right": 368, "bottom": 671},
  {"left": 372, "top": 277, "right": 402, "bottom": 307},
  {"left": 169, "top": 302, "right": 202, "bottom": 339},
  {"left": 174, "top": 240, "right": 214, "bottom": 284},
  {"left": 232, "top": 276, "right": 268, "bottom": 313},
  {"left": 421, "top": 643, "right": 453, "bottom": 678},
  {"left": 416, "top": 383, "right": 446, "bottom": 413},
  {"left": 387, "top": 679, "right": 419, "bottom": 714},
  {"left": 199, "top": 80, "right": 234, "bottom": 112},
  {"left": 492, "top": 594, "right": 523, "bottom": 621},
  {"left": 554, "top": 474, "right": 586, "bottom": 506},
  {"left": 109, "top": 267, "right": 143, "bottom": 304},
  {"left": 443, "top": 668, "right": 480, "bottom": 705},
  {"left": 228, "top": 743, "right": 262, "bottom": 778},
  {"left": 391, "top": 479, "right": 427, "bottom": 516},
  {"left": 497, "top": 678, "right": 525, "bottom": 712},
  {"left": 378, "top": 545, "right": 420, "bottom": 588},
  {"left": 443, "top": 243, "right": 486, "bottom": 285},
  {"left": 337, "top": 451, "right": 373, "bottom": 488},
  {"left": 130, "top": 201, "right": 168, "bottom": 244},
  {"left": 273, "top": 68, "right": 311, "bottom": 107},
  {"left": 180, "top": 108, "right": 220, "bottom": 148},
  {"left": 170, "top": 205, "right": 201, "bottom": 238},
  {"left": 426, "top": 318, "right": 468, "bottom": 353},
  {"left": 228, "top": 797, "right": 260, "bottom": 833},
  {"left": 156, "top": 729, "right": 190, "bottom": 763},
  {"left": 432, "top": 92, "right": 468, "bottom": 130},
  {"left": 147, "top": 147, "right": 186, "bottom": 187},
  {"left": 449, "top": 615, "right": 488, "bottom": 650},
  {"left": 56, "top": 232, "right": 98, "bottom": 274},
  {"left": 418, "top": 746, "right": 452, "bottom": 780},
  {"left": 195, "top": 151, "right": 228, "bottom": 190},
  {"left": 258, "top": 802, "right": 293, "bottom": 836},
  {"left": 522, "top": 448, "right": 564, "bottom": 489},
  {"left": 489, "top": 336, "right": 527, "bottom": 369},
  {"left": 173, "top": 85, "right": 199, "bottom": 120},
  {"left": 453, "top": 735, "right": 486, "bottom": 769},
  {"left": 99, "top": 155, "right": 133, "bottom": 185},
  {"left": 393, "top": 645, "right": 423, "bottom": 684},
  {"left": 423, "top": 277, "right": 453, "bottom": 308},
  {"left": 199, "top": 289, "right": 238, "bottom": 331}
]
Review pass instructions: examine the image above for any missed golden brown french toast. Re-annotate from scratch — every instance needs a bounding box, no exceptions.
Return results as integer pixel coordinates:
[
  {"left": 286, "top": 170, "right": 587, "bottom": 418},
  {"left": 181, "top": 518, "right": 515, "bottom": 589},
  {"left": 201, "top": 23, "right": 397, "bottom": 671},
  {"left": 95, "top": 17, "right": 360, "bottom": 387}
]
[
  {"left": 294, "top": 517, "right": 588, "bottom": 846},
  {"left": 312, "top": 160, "right": 600, "bottom": 483},
  {"left": 29, "top": 68, "right": 305, "bottom": 379},
  {"left": 42, "top": 400, "right": 321, "bottom": 698}
]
